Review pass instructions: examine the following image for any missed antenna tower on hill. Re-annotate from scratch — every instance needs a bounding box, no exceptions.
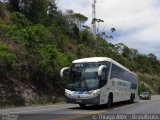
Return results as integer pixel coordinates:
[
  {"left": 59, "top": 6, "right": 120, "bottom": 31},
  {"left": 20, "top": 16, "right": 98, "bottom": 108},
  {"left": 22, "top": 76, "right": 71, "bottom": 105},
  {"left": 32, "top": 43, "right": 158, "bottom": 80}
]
[{"left": 92, "top": 0, "right": 97, "bottom": 35}]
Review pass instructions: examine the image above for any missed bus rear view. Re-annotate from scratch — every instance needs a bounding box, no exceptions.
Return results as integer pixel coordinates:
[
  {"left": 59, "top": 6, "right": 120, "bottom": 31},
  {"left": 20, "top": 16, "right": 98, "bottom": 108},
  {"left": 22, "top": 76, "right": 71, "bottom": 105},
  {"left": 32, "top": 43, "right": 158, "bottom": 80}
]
[{"left": 60, "top": 57, "right": 138, "bottom": 108}]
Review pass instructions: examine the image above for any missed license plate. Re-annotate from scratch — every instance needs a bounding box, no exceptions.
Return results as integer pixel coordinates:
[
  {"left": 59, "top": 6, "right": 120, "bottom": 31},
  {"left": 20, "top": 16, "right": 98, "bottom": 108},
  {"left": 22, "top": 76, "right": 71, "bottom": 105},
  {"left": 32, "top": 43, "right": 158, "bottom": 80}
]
[{"left": 76, "top": 100, "right": 82, "bottom": 103}]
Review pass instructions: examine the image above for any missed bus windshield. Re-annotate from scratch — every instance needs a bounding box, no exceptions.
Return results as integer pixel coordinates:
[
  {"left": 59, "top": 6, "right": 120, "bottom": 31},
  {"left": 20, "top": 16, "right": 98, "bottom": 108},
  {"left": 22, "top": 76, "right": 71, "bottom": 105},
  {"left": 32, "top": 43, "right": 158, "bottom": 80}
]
[{"left": 66, "top": 62, "right": 109, "bottom": 91}]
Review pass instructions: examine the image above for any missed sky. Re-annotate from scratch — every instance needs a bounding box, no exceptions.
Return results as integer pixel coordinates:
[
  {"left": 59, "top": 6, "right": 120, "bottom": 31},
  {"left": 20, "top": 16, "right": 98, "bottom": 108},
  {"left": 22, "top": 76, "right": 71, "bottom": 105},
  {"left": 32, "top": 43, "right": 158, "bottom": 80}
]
[{"left": 57, "top": 0, "right": 160, "bottom": 59}]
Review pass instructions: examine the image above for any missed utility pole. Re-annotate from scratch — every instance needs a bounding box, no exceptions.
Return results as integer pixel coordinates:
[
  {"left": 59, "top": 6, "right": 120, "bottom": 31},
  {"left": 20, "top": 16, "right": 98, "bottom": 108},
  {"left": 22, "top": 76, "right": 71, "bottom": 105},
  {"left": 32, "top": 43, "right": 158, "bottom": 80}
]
[{"left": 92, "top": 0, "right": 96, "bottom": 36}]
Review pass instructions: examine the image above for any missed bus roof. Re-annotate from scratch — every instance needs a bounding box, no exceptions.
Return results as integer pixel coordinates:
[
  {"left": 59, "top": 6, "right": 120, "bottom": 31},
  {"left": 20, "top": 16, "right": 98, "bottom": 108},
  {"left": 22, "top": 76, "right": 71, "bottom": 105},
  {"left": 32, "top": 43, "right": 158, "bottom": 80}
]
[{"left": 72, "top": 57, "right": 137, "bottom": 76}]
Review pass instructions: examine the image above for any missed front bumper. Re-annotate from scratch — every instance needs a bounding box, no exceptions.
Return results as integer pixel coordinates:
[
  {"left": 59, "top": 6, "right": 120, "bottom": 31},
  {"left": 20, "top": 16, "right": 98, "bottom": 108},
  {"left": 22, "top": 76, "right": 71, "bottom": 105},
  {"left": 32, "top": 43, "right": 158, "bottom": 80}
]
[
  {"left": 65, "top": 95, "right": 100, "bottom": 105},
  {"left": 139, "top": 96, "right": 149, "bottom": 99}
]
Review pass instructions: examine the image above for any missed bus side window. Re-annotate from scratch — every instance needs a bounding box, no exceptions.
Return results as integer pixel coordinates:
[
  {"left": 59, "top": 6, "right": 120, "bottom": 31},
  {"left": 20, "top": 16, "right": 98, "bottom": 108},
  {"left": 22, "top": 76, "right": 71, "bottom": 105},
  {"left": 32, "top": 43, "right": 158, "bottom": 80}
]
[
  {"left": 101, "top": 70, "right": 106, "bottom": 81},
  {"left": 99, "top": 70, "right": 106, "bottom": 87},
  {"left": 101, "top": 61, "right": 110, "bottom": 81},
  {"left": 100, "top": 68, "right": 108, "bottom": 87},
  {"left": 99, "top": 61, "right": 110, "bottom": 87}
]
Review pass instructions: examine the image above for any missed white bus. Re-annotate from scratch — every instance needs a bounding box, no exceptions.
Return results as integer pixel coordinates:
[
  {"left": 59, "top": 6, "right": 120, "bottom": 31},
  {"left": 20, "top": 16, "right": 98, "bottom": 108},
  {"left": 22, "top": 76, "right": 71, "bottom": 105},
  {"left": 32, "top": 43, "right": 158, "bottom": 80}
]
[{"left": 60, "top": 57, "right": 138, "bottom": 108}]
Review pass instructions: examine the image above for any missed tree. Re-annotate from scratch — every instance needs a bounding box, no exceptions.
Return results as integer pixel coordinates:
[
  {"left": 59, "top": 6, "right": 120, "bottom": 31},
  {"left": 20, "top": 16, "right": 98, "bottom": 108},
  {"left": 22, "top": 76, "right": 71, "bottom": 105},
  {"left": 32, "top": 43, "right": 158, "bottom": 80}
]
[
  {"left": 130, "top": 48, "right": 138, "bottom": 61},
  {"left": 71, "top": 13, "right": 88, "bottom": 30},
  {"left": 97, "top": 31, "right": 113, "bottom": 39},
  {"left": 148, "top": 53, "right": 157, "bottom": 60},
  {"left": 22, "top": 0, "right": 49, "bottom": 22},
  {"left": 0, "top": 2, "right": 10, "bottom": 21},
  {"left": 115, "top": 43, "right": 125, "bottom": 53},
  {"left": 72, "top": 23, "right": 79, "bottom": 38},
  {"left": 122, "top": 46, "right": 132, "bottom": 58},
  {"left": 111, "top": 28, "right": 116, "bottom": 32},
  {"left": 65, "top": 11, "right": 88, "bottom": 38},
  {"left": 8, "top": 0, "right": 51, "bottom": 23},
  {"left": 82, "top": 25, "right": 90, "bottom": 30},
  {"left": 8, "top": 0, "right": 19, "bottom": 11},
  {"left": 66, "top": 9, "right": 74, "bottom": 24},
  {"left": 96, "top": 18, "right": 104, "bottom": 34},
  {"left": 47, "top": 0, "right": 57, "bottom": 17}
]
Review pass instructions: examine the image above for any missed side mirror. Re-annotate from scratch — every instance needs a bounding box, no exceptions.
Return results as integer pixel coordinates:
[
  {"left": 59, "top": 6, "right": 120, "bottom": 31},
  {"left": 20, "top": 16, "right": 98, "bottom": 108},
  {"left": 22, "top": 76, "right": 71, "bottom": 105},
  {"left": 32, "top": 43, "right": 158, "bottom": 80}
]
[
  {"left": 60, "top": 67, "right": 69, "bottom": 78},
  {"left": 98, "top": 65, "right": 107, "bottom": 79}
]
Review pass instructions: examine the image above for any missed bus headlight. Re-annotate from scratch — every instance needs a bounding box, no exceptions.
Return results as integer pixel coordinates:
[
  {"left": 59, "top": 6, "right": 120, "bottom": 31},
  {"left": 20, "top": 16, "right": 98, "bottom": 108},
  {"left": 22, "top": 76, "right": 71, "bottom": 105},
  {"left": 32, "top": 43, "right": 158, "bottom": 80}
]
[
  {"left": 92, "top": 90, "right": 100, "bottom": 97},
  {"left": 86, "top": 89, "right": 100, "bottom": 97},
  {"left": 65, "top": 89, "right": 72, "bottom": 96}
]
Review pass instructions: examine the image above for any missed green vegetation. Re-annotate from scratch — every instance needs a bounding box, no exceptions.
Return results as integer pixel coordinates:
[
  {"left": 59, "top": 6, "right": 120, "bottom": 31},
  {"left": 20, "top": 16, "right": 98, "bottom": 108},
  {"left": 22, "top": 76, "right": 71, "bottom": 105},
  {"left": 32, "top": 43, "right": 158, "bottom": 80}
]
[
  {"left": 138, "top": 74, "right": 160, "bottom": 94},
  {"left": 31, "top": 97, "right": 64, "bottom": 105},
  {"left": 0, "top": 0, "right": 160, "bottom": 107}
]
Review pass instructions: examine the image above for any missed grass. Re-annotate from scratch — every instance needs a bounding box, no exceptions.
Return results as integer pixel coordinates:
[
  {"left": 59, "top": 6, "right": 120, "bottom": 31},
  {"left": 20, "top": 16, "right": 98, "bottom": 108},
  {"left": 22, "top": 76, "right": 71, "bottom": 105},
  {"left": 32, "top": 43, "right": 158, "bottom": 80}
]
[
  {"left": 0, "top": 97, "right": 65, "bottom": 109},
  {"left": 30, "top": 96, "right": 65, "bottom": 105}
]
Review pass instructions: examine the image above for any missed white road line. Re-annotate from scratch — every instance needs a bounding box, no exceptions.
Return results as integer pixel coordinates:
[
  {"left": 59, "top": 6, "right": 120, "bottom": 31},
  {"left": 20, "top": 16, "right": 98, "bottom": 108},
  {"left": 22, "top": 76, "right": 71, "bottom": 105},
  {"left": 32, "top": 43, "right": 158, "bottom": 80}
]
[{"left": 110, "top": 99, "right": 156, "bottom": 112}]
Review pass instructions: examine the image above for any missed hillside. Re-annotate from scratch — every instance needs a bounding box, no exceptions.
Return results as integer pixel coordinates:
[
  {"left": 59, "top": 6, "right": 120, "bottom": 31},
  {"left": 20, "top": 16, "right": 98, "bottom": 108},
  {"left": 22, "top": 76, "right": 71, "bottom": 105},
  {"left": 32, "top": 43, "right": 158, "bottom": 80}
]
[{"left": 0, "top": 1, "right": 160, "bottom": 107}]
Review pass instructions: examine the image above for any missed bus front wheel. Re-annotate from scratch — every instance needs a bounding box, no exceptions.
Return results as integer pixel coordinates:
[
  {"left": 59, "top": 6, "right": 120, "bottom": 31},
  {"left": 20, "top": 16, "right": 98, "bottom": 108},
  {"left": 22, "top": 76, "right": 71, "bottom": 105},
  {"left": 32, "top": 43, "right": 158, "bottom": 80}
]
[
  {"left": 79, "top": 104, "right": 86, "bottom": 108},
  {"left": 107, "top": 94, "right": 113, "bottom": 108}
]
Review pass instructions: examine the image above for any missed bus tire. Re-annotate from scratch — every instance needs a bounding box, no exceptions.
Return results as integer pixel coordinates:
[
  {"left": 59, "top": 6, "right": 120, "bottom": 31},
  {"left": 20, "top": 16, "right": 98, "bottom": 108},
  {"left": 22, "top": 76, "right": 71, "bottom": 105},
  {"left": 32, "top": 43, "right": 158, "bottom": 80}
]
[
  {"left": 107, "top": 94, "right": 113, "bottom": 108},
  {"left": 130, "top": 94, "right": 134, "bottom": 103},
  {"left": 79, "top": 104, "right": 86, "bottom": 108}
]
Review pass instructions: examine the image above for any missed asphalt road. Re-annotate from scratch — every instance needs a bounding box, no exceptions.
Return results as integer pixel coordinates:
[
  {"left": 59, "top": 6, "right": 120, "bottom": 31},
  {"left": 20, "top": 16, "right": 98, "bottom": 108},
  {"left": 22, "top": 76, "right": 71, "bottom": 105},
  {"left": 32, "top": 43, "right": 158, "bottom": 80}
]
[{"left": 0, "top": 95, "right": 160, "bottom": 120}]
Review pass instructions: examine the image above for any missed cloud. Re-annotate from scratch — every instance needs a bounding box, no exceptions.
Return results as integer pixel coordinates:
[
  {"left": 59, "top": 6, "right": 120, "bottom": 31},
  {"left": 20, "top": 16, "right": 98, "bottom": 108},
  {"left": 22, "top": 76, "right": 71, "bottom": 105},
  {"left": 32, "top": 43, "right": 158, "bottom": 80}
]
[
  {"left": 58, "top": 0, "right": 160, "bottom": 58},
  {"left": 57, "top": 0, "right": 90, "bottom": 16}
]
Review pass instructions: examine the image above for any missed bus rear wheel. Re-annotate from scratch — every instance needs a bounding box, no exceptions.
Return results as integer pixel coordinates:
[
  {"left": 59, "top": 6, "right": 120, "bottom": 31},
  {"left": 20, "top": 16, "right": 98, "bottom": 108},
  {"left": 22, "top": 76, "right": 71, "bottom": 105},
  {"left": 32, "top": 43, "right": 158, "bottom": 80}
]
[
  {"left": 130, "top": 94, "right": 135, "bottom": 103},
  {"left": 79, "top": 104, "right": 86, "bottom": 108}
]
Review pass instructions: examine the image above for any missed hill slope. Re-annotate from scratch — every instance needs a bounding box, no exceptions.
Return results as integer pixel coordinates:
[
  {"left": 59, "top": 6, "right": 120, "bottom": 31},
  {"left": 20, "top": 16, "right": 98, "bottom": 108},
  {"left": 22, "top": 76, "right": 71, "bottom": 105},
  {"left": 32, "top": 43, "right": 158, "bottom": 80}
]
[{"left": 0, "top": 1, "right": 160, "bottom": 107}]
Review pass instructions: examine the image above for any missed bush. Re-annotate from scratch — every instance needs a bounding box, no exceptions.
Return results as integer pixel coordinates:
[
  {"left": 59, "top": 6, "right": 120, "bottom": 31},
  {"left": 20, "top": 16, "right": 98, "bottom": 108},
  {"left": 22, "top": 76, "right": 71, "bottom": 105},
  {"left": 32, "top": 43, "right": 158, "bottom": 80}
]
[
  {"left": 31, "top": 96, "right": 64, "bottom": 105},
  {"left": 0, "top": 43, "right": 16, "bottom": 77},
  {"left": 11, "top": 12, "right": 31, "bottom": 27},
  {"left": 138, "top": 81, "right": 152, "bottom": 94},
  {"left": 8, "top": 24, "right": 52, "bottom": 48}
]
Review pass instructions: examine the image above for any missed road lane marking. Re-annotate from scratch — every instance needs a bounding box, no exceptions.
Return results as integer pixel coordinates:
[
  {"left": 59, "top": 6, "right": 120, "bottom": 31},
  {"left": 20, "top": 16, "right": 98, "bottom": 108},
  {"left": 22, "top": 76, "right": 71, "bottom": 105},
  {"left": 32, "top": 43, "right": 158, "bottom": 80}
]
[
  {"left": 106, "top": 99, "right": 155, "bottom": 112},
  {"left": 1, "top": 98, "right": 157, "bottom": 118},
  {"left": 4, "top": 100, "right": 150, "bottom": 114},
  {"left": 54, "top": 110, "right": 107, "bottom": 120},
  {"left": 53, "top": 100, "right": 155, "bottom": 120},
  {"left": 10, "top": 100, "right": 148, "bottom": 119},
  {"left": 53, "top": 103, "right": 138, "bottom": 120}
]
